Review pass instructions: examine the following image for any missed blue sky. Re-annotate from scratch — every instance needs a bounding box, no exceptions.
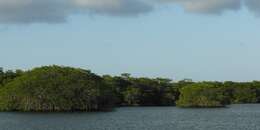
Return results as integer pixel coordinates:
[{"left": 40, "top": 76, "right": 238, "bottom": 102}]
[{"left": 1, "top": 0, "right": 260, "bottom": 81}]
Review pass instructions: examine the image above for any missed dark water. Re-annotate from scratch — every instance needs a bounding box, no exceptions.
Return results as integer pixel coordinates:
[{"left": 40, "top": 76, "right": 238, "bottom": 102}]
[{"left": 1, "top": 104, "right": 260, "bottom": 130}]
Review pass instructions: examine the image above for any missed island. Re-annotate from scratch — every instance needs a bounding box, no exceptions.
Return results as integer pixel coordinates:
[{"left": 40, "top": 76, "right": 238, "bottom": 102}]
[{"left": 0, "top": 65, "right": 259, "bottom": 112}]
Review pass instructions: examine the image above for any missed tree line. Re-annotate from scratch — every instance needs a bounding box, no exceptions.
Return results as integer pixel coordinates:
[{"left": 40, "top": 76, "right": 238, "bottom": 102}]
[{"left": 0, "top": 65, "right": 260, "bottom": 111}]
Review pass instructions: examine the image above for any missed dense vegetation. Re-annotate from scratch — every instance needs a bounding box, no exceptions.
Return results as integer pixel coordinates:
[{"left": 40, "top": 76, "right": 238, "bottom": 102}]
[
  {"left": 176, "top": 83, "right": 228, "bottom": 107},
  {"left": 1, "top": 65, "right": 260, "bottom": 111},
  {"left": 0, "top": 67, "right": 23, "bottom": 87},
  {"left": 0, "top": 66, "right": 114, "bottom": 112}
]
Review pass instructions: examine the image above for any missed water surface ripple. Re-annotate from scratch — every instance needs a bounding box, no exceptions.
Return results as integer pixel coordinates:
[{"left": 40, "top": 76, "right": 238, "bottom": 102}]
[{"left": 0, "top": 104, "right": 260, "bottom": 130}]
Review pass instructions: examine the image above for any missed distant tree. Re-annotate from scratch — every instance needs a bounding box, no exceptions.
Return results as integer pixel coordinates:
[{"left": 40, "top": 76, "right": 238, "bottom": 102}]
[
  {"left": 232, "top": 85, "right": 257, "bottom": 104},
  {"left": 175, "top": 79, "right": 194, "bottom": 88},
  {"left": 0, "top": 68, "right": 23, "bottom": 86},
  {"left": 155, "top": 78, "right": 172, "bottom": 84},
  {"left": 15, "top": 69, "right": 24, "bottom": 76},
  {"left": 121, "top": 73, "right": 131, "bottom": 79},
  {"left": 0, "top": 67, "right": 3, "bottom": 86},
  {"left": 223, "top": 82, "right": 258, "bottom": 104},
  {"left": 103, "top": 75, "right": 132, "bottom": 105},
  {"left": 252, "top": 81, "right": 260, "bottom": 103},
  {"left": 124, "top": 87, "right": 142, "bottom": 105},
  {"left": 177, "top": 83, "right": 229, "bottom": 108}
]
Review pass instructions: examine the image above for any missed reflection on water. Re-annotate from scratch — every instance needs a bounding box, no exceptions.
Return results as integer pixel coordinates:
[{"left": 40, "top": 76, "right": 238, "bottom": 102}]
[{"left": 0, "top": 104, "right": 260, "bottom": 130}]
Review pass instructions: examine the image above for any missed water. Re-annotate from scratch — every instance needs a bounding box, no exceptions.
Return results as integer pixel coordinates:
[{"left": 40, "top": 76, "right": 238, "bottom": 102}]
[{"left": 0, "top": 104, "right": 260, "bottom": 130}]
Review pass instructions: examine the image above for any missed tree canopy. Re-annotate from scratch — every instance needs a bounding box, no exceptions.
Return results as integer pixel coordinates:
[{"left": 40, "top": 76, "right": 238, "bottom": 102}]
[
  {"left": 176, "top": 83, "right": 229, "bottom": 108},
  {"left": 0, "top": 65, "right": 114, "bottom": 112},
  {"left": 0, "top": 65, "right": 260, "bottom": 111}
]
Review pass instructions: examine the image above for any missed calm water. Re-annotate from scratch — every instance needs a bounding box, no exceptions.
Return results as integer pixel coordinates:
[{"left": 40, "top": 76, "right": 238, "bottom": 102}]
[{"left": 1, "top": 104, "right": 260, "bottom": 130}]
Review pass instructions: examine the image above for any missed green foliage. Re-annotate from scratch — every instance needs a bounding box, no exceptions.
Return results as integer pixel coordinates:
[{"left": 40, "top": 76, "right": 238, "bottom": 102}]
[
  {"left": 232, "top": 86, "right": 257, "bottom": 103},
  {"left": 131, "top": 77, "right": 176, "bottom": 106},
  {"left": 103, "top": 75, "right": 178, "bottom": 106},
  {"left": 176, "top": 83, "right": 229, "bottom": 108},
  {"left": 0, "top": 68, "right": 24, "bottom": 87},
  {"left": 124, "top": 87, "right": 142, "bottom": 105},
  {"left": 103, "top": 75, "right": 131, "bottom": 105},
  {"left": 0, "top": 67, "right": 3, "bottom": 87},
  {"left": 1, "top": 65, "right": 260, "bottom": 111},
  {"left": 0, "top": 65, "right": 114, "bottom": 112},
  {"left": 252, "top": 81, "right": 260, "bottom": 103},
  {"left": 223, "top": 82, "right": 259, "bottom": 104}
]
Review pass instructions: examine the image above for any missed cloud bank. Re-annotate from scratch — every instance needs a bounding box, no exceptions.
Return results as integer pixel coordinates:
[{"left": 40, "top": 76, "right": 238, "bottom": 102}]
[
  {"left": 0, "top": 0, "right": 153, "bottom": 24},
  {"left": 0, "top": 0, "right": 259, "bottom": 24}
]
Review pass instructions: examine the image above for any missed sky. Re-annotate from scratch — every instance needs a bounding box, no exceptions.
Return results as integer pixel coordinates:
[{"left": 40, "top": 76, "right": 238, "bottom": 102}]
[{"left": 1, "top": 0, "right": 260, "bottom": 81}]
